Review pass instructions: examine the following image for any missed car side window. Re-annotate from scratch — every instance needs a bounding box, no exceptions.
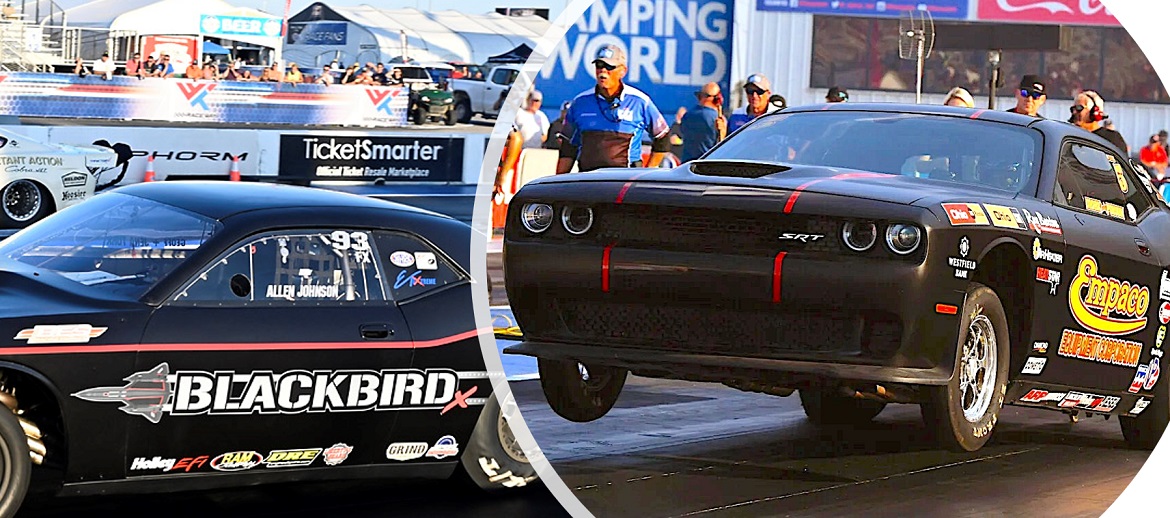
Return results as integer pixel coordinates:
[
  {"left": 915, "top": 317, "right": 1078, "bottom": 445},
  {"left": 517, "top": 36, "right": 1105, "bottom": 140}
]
[
  {"left": 1054, "top": 142, "right": 1151, "bottom": 222},
  {"left": 491, "top": 68, "right": 517, "bottom": 86},
  {"left": 172, "top": 229, "right": 387, "bottom": 306},
  {"left": 373, "top": 231, "right": 466, "bottom": 301}
]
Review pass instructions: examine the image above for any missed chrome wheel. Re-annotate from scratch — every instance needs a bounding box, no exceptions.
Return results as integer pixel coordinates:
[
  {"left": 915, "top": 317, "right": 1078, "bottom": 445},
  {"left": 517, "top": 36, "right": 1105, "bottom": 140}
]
[
  {"left": 2, "top": 180, "right": 40, "bottom": 223},
  {"left": 496, "top": 395, "right": 528, "bottom": 464},
  {"left": 960, "top": 314, "right": 997, "bottom": 423}
]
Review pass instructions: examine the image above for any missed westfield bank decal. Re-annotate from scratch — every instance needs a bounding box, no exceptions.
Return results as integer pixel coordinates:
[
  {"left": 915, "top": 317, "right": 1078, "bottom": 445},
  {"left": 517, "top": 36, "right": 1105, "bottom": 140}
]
[
  {"left": 278, "top": 135, "right": 463, "bottom": 182},
  {"left": 977, "top": 0, "right": 1119, "bottom": 25}
]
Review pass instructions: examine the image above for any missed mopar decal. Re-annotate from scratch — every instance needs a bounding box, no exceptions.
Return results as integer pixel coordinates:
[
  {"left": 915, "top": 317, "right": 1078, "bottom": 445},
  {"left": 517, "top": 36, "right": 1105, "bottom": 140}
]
[
  {"left": 1057, "top": 329, "right": 1142, "bottom": 368},
  {"left": 72, "top": 363, "right": 488, "bottom": 423},
  {"left": 1068, "top": 255, "right": 1149, "bottom": 336}
]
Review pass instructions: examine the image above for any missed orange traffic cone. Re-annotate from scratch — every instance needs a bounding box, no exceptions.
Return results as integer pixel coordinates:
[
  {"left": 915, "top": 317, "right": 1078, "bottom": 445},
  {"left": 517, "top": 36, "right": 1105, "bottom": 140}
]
[
  {"left": 229, "top": 155, "right": 241, "bottom": 182},
  {"left": 143, "top": 155, "right": 155, "bottom": 182}
]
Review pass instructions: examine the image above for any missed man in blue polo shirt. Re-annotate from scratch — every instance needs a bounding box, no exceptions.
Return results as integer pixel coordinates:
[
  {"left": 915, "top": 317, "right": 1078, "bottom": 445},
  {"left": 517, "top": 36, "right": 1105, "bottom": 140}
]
[{"left": 557, "top": 44, "right": 672, "bottom": 173}]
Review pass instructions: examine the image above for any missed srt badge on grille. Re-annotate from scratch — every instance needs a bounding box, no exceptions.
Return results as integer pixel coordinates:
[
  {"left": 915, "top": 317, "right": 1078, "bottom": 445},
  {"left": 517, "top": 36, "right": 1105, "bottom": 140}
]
[{"left": 778, "top": 233, "right": 824, "bottom": 243}]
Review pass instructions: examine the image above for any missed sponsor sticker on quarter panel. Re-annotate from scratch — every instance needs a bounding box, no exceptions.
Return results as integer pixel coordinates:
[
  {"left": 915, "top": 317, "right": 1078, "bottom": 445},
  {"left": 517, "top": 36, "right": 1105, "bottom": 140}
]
[
  {"left": 942, "top": 203, "right": 990, "bottom": 226},
  {"left": 425, "top": 435, "right": 459, "bottom": 459},
  {"left": 1145, "top": 357, "right": 1161, "bottom": 391},
  {"left": 61, "top": 172, "right": 87, "bottom": 188},
  {"left": 386, "top": 442, "right": 429, "bottom": 461},
  {"left": 1159, "top": 325, "right": 1167, "bottom": 349},
  {"left": 1021, "top": 357, "right": 1046, "bottom": 375},
  {"left": 14, "top": 324, "right": 107, "bottom": 344},
  {"left": 414, "top": 252, "right": 438, "bottom": 271},
  {"left": 1161, "top": 270, "right": 1170, "bottom": 300},
  {"left": 1020, "top": 389, "right": 1066, "bottom": 403},
  {"left": 210, "top": 451, "right": 264, "bottom": 472},
  {"left": 1067, "top": 255, "right": 1150, "bottom": 336},
  {"left": 263, "top": 448, "right": 322, "bottom": 468},
  {"left": 1160, "top": 302, "right": 1170, "bottom": 325},
  {"left": 1132, "top": 397, "right": 1150, "bottom": 415},
  {"left": 1022, "top": 209, "right": 1062, "bottom": 235},
  {"left": 1036, "top": 267, "right": 1061, "bottom": 296},
  {"left": 1130, "top": 364, "right": 1150, "bottom": 393},
  {"left": 1058, "top": 328, "right": 1142, "bottom": 368},
  {"left": 130, "top": 456, "right": 177, "bottom": 471},
  {"left": 984, "top": 204, "right": 1026, "bottom": 230},
  {"left": 323, "top": 443, "right": 353, "bottom": 466},
  {"left": 1032, "top": 238, "right": 1063, "bottom": 264},
  {"left": 1032, "top": 341, "right": 1049, "bottom": 354},
  {"left": 1084, "top": 196, "right": 1126, "bottom": 220}
]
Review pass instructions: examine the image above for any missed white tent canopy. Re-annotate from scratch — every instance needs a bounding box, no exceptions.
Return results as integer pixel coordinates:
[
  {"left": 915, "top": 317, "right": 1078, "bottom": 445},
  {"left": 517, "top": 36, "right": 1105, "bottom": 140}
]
[
  {"left": 294, "top": 6, "right": 551, "bottom": 65},
  {"left": 82, "top": 0, "right": 282, "bottom": 48}
]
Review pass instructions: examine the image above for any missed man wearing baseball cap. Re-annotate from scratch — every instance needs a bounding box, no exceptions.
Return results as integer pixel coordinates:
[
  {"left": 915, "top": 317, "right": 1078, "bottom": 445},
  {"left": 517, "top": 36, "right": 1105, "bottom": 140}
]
[
  {"left": 728, "top": 73, "right": 781, "bottom": 133},
  {"left": 1007, "top": 75, "right": 1046, "bottom": 117},
  {"left": 557, "top": 44, "right": 671, "bottom": 173}
]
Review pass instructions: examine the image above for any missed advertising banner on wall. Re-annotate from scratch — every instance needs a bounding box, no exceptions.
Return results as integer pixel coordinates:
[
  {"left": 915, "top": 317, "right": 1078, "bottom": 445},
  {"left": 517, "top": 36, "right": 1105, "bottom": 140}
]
[
  {"left": 756, "top": 0, "right": 968, "bottom": 19},
  {"left": 143, "top": 35, "right": 198, "bottom": 73},
  {"left": 287, "top": 22, "right": 349, "bottom": 45},
  {"left": 278, "top": 135, "right": 465, "bottom": 182},
  {"left": 199, "top": 14, "right": 283, "bottom": 39},
  {"left": 537, "top": 0, "right": 734, "bottom": 119},
  {"left": 0, "top": 73, "right": 409, "bottom": 127},
  {"left": 976, "top": 0, "right": 1119, "bottom": 26}
]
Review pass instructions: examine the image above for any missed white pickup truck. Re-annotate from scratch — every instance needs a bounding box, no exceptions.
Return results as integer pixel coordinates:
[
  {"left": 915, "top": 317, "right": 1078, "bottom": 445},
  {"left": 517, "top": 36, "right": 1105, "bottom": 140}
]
[{"left": 450, "top": 63, "right": 522, "bottom": 123}]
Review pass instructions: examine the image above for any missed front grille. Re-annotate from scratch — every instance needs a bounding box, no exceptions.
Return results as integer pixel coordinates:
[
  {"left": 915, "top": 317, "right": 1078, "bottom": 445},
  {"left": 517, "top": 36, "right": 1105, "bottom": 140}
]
[
  {"left": 550, "top": 300, "right": 902, "bottom": 360},
  {"left": 591, "top": 205, "right": 840, "bottom": 256}
]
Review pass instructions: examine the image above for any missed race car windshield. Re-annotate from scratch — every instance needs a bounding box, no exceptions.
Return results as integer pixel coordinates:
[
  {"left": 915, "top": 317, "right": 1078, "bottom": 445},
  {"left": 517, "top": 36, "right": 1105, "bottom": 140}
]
[
  {"left": 0, "top": 193, "right": 221, "bottom": 300},
  {"left": 705, "top": 112, "right": 1043, "bottom": 194}
]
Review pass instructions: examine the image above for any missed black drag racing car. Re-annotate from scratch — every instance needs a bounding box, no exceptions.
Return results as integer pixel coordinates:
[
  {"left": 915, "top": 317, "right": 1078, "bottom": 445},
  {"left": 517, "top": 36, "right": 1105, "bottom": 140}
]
[
  {"left": 503, "top": 103, "right": 1170, "bottom": 452},
  {"left": 0, "top": 182, "right": 534, "bottom": 515}
]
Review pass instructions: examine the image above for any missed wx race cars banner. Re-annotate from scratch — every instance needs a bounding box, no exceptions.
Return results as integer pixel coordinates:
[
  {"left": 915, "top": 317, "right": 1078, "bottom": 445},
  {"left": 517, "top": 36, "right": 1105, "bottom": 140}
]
[
  {"left": 976, "top": 0, "right": 1120, "bottom": 26},
  {"left": 756, "top": 0, "right": 969, "bottom": 19},
  {"left": 0, "top": 73, "right": 409, "bottom": 127},
  {"left": 538, "top": 0, "right": 735, "bottom": 119}
]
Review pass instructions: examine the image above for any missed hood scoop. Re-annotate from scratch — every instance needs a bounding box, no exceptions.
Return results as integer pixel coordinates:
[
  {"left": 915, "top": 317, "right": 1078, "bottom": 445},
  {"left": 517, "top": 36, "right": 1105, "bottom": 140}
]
[{"left": 689, "top": 161, "right": 791, "bottom": 179}]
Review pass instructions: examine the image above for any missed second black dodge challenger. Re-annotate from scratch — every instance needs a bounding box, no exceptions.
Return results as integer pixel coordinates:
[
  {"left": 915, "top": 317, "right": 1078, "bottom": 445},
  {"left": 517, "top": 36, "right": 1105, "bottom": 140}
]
[
  {"left": 0, "top": 182, "right": 534, "bottom": 516},
  {"left": 503, "top": 103, "right": 1170, "bottom": 452}
]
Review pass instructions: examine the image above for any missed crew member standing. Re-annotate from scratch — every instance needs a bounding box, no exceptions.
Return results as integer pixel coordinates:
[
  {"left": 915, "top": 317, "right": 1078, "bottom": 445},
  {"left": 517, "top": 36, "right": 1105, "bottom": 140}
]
[
  {"left": 678, "top": 82, "right": 726, "bottom": 162},
  {"left": 1069, "top": 90, "right": 1128, "bottom": 154},
  {"left": 1007, "top": 75, "right": 1046, "bottom": 117},
  {"left": 728, "top": 74, "right": 780, "bottom": 133},
  {"left": 558, "top": 45, "right": 671, "bottom": 173}
]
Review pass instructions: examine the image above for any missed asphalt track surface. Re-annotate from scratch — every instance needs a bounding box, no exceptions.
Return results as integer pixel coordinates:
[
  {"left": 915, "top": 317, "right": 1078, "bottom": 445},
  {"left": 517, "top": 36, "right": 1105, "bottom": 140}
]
[
  {"left": 487, "top": 242, "right": 1150, "bottom": 517},
  {"left": 509, "top": 374, "right": 1150, "bottom": 518}
]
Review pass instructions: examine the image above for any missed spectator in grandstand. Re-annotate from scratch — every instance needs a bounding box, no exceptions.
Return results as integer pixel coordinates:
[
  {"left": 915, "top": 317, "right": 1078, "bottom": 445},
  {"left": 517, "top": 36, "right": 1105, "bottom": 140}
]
[
  {"left": 260, "top": 64, "right": 281, "bottom": 82},
  {"left": 315, "top": 64, "right": 335, "bottom": 86},
  {"left": 73, "top": 58, "right": 89, "bottom": 78},
  {"left": 1141, "top": 135, "right": 1168, "bottom": 178},
  {"left": 387, "top": 67, "right": 404, "bottom": 86},
  {"left": 514, "top": 90, "right": 550, "bottom": 149},
  {"left": 91, "top": 52, "right": 115, "bottom": 80},
  {"left": 341, "top": 64, "right": 360, "bottom": 84},
  {"left": 1006, "top": 75, "right": 1046, "bottom": 117},
  {"left": 202, "top": 62, "right": 220, "bottom": 81},
  {"left": 185, "top": 60, "right": 203, "bottom": 80},
  {"left": 1069, "top": 90, "right": 1128, "bottom": 153},
  {"left": 284, "top": 63, "right": 304, "bottom": 84},
  {"left": 372, "top": 63, "right": 388, "bottom": 85},
  {"left": 124, "top": 52, "right": 143, "bottom": 78},
  {"left": 238, "top": 69, "right": 255, "bottom": 81},
  {"left": 943, "top": 87, "right": 975, "bottom": 108},
  {"left": 151, "top": 55, "right": 174, "bottom": 78},
  {"left": 728, "top": 73, "right": 779, "bottom": 133}
]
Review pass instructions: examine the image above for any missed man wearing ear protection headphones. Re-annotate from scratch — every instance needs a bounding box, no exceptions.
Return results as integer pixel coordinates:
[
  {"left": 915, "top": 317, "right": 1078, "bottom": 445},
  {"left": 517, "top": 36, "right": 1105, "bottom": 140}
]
[
  {"left": 1006, "top": 75, "right": 1046, "bottom": 117},
  {"left": 1069, "top": 89, "right": 1129, "bottom": 153},
  {"left": 678, "top": 82, "right": 727, "bottom": 162},
  {"left": 557, "top": 44, "right": 671, "bottom": 173}
]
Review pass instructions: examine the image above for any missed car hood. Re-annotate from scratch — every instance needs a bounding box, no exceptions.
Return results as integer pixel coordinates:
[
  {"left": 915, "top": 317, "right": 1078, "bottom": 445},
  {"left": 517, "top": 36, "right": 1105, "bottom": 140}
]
[
  {"left": 0, "top": 270, "right": 140, "bottom": 320},
  {"left": 532, "top": 161, "right": 1019, "bottom": 207}
]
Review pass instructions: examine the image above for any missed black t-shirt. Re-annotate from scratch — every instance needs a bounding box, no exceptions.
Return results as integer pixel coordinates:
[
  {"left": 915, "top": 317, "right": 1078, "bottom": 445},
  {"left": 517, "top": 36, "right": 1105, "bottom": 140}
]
[
  {"left": 1005, "top": 107, "right": 1043, "bottom": 118},
  {"left": 1094, "top": 127, "right": 1129, "bottom": 154}
]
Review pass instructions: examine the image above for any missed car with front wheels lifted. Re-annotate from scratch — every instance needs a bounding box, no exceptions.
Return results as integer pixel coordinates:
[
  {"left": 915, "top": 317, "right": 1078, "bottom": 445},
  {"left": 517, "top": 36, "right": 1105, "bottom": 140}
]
[
  {"left": 0, "top": 182, "right": 535, "bottom": 516},
  {"left": 503, "top": 103, "right": 1170, "bottom": 453}
]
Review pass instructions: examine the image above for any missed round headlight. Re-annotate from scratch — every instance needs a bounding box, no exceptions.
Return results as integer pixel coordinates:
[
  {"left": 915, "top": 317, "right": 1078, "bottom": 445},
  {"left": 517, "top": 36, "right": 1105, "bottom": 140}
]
[
  {"left": 842, "top": 221, "right": 877, "bottom": 252},
  {"left": 561, "top": 206, "right": 594, "bottom": 235},
  {"left": 885, "top": 224, "right": 921, "bottom": 255},
  {"left": 520, "top": 203, "right": 554, "bottom": 233}
]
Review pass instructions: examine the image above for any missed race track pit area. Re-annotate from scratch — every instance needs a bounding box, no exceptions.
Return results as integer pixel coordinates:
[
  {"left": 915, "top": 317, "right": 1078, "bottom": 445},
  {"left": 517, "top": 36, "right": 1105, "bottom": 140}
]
[
  {"left": 19, "top": 477, "right": 568, "bottom": 517},
  {"left": 511, "top": 376, "right": 1148, "bottom": 518}
]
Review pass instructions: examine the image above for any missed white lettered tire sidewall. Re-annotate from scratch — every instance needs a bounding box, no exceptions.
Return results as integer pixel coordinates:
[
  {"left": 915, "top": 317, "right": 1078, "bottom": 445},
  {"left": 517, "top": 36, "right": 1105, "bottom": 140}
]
[
  {"left": 931, "top": 282, "right": 1009, "bottom": 452},
  {"left": 459, "top": 392, "right": 537, "bottom": 491}
]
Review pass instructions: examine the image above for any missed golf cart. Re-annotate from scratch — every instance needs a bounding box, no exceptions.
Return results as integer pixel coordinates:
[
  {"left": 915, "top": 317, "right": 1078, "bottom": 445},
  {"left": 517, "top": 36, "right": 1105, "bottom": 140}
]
[{"left": 392, "top": 64, "right": 457, "bottom": 126}]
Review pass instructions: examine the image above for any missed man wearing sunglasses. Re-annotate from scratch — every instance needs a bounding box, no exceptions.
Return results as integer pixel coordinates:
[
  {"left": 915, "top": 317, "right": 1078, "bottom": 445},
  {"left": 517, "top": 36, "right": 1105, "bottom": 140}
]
[
  {"left": 1069, "top": 90, "right": 1129, "bottom": 154},
  {"left": 1006, "top": 75, "right": 1046, "bottom": 117},
  {"left": 557, "top": 44, "right": 671, "bottom": 173},
  {"left": 728, "top": 73, "right": 779, "bottom": 133}
]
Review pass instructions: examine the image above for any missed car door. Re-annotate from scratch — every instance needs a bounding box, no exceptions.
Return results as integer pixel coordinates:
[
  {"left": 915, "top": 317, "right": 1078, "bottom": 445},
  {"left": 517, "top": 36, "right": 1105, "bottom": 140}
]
[
  {"left": 123, "top": 228, "right": 415, "bottom": 477},
  {"left": 484, "top": 67, "right": 518, "bottom": 117},
  {"left": 1043, "top": 139, "right": 1161, "bottom": 396},
  {"left": 372, "top": 231, "right": 488, "bottom": 465}
]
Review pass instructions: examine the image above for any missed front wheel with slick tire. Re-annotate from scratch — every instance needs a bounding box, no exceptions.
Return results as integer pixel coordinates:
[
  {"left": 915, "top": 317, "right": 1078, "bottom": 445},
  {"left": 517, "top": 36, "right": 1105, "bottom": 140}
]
[
  {"left": 538, "top": 358, "right": 627, "bottom": 422},
  {"left": 458, "top": 392, "right": 537, "bottom": 491},
  {"left": 921, "top": 282, "right": 1009, "bottom": 452}
]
